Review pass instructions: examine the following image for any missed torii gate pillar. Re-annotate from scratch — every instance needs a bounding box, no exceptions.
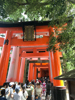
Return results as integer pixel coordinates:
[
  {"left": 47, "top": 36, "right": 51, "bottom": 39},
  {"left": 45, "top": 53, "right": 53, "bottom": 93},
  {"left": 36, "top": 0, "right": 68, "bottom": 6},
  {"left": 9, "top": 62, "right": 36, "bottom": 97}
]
[
  {"left": 7, "top": 46, "right": 19, "bottom": 82},
  {"left": 33, "top": 66, "right": 37, "bottom": 81},
  {"left": 53, "top": 50, "right": 66, "bottom": 100},
  {"left": 16, "top": 57, "right": 21, "bottom": 82},
  {"left": 53, "top": 48, "right": 64, "bottom": 86},
  {"left": 0, "top": 31, "right": 11, "bottom": 86},
  {"left": 19, "top": 58, "right": 25, "bottom": 83},
  {"left": 28, "top": 63, "right": 34, "bottom": 82},
  {"left": 49, "top": 27, "right": 66, "bottom": 100},
  {"left": 38, "top": 68, "right": 41, "bottom": 78}
]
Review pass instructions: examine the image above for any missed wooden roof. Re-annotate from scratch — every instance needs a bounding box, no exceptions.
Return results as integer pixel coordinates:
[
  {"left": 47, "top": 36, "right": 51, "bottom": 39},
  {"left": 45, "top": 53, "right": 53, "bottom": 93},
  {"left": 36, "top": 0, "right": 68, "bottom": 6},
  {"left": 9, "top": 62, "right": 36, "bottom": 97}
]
[
  {"left": 54, "top": 69, "right": 75, "bottom": 81},
  {"left": 0, "top": 16, "right": 73, "bottom": 28}
]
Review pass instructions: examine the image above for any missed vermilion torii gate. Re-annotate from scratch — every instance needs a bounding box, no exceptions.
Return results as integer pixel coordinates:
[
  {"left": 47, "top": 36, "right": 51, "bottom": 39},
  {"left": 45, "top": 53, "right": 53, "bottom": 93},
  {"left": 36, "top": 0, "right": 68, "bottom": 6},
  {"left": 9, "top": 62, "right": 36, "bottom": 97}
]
[{"left": 0, "top": 21, "right": 63, "bottom": 88}]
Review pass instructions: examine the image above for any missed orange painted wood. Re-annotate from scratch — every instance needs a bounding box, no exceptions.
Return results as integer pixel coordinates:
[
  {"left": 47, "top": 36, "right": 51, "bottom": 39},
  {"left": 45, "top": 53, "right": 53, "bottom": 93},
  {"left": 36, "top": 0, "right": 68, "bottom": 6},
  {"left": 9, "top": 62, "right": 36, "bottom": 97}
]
[
  {"left": 20, "top": 47, "right": 48, "bottom": 52},
  {"left": 16, "top": 57, "right": 21, "bottom": 82},
  {"left": 0, "top": 27, "right": 22, "bottom": 33},
  {"left": 35, "top": 63, "right": 48, "bottom": 65},
  {"left": 19, "top": 58, "right": 25, "bottom": 83},
  {"left": 21, "top": 52, "right": 49, "bottom": 58},
  {"left": 0, "top": 26, "right": 50, "bottom": 33},
  {"left": 0, "top": 31, "right": 11, "bottom": 86},
  {"left": 35, "top": 63, "right": 41, "bottom": 65},
  {"left": 36, "top": 29, "right": 49, "bottom": 33},
  {"left": 53, "top": 46, "right": 64, "bottom": 86},
  {"left": 33, "top": 67, "right": 37, "bottom": 81},
  {"left": 0, "top": 25, "right": 65, "bottom": 85},
  {"left": 36, "top": 26, "right": 51, "bottom": 30},
  {"left": 36, "top": 67, "right": 48, "bottom": 68},
  {"left": 0, "top": 36, "right": 49, "bottom": 47},
  {"left": 50, "top": 51, "right": 57, "bottom": 86},
  {"left": 59, "top": 52, "right": 62, "bottom": 57},
  {"left": 11, "top": 36, "right": 49, "bottom": 46},
  {"left": 29, "top": 63, "right": 34, "bottom": 81},
  {"left": 38, "top": 68, "right": 41, "bottom": 78},
  {"left": 28, "top": 64, "right": 31, "bottom": 81},
  {"left": 50, "top": 27, "right": 64, "bottom": 86},
  {"left": 0, "top": 38, "right": 4, "bottom": 46},
  {"left": 42, "top": 63, "right": 48, "bottom": 65},
  {"left": 34, "top": 65, "right": 49, "bottom": 67},
  {"left": 7, "top": 47, "right": 19, "bottom": 82},
  {"left": 48, "top": 64, "right": 51, "bottom": 82}
]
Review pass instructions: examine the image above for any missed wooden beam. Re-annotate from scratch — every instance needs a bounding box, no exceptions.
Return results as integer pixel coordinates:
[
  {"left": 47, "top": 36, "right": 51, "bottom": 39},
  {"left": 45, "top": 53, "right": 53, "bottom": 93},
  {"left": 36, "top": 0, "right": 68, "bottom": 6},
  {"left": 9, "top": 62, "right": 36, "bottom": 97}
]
[
  {"left": 35, "top": 65, "right": 49, "bottom": 67},
  {"left": 0, "top": 26, "right": 51, "bottom": 33},
  {"left": 36, "top": 29, "right": 49, "bottom": 32},
  {"left": 0, "top": 27, "right": 23, "bottom": 33},
  {"left": 36, "top": 67, "right": 48, "bottom": 68},
  {"left": 11, "top": 36, "right": 49, "bottom": 46},
  {"left": 20, "top": 46, "right": 48, "bottom": 50},
  {"left": 28, "top": 60, "right": 49, "bottom": 63},
  {"left": 20, "top": 51, "right": 49, "bottom": 58},
  {"left": 20, "top": 47, "right": 48, "bottom": 55},
  {"left": 36, "top": 26, "right": 51, "bottom": 30},
  {"left": 0, "top": 36, "right": 49, "bottom": 46},
  {"left": 0, "top": 38, "right": 4, "bottom": 46}
]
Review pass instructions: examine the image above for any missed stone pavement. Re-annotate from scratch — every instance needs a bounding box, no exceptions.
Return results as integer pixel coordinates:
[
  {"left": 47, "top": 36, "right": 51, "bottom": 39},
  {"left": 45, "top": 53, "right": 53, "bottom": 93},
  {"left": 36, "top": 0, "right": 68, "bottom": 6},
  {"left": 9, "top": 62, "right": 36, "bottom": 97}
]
[
  {"left": 33, "top": 88, "right": 69, "bottom": 100},
  {"left": 41, "top": 90, "right": 69, "bottom": 100},
  {"left": 66, "top": 89, "right": 69, "bottom": 100},
  {"left": 41, "top": 94, "right": 46, "bottom": 100}
]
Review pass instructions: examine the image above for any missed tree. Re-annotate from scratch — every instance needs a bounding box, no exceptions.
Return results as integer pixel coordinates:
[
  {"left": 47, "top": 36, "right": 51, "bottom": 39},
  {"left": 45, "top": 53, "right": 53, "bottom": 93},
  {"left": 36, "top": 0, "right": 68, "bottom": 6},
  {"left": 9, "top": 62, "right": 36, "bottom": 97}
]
[
  {"left": 47, "top": 18, "right": 75, "bottom": 72},
  {"left": 62, "top": 45, "right": 75, "bottom": 73},
  {"left": 0, "top": 0, "right": 73, "bottom": 22},
  {"left": 0, "top": 0, "right": 75, "bottom": 72}
]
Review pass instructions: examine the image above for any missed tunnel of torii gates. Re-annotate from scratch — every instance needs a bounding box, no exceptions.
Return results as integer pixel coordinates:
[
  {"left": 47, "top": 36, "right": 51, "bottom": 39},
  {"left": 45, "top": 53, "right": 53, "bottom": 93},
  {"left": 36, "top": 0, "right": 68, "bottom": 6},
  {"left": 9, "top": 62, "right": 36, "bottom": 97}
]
[{"left": 0, "top": 21, "right": 64, "bottom": 87}]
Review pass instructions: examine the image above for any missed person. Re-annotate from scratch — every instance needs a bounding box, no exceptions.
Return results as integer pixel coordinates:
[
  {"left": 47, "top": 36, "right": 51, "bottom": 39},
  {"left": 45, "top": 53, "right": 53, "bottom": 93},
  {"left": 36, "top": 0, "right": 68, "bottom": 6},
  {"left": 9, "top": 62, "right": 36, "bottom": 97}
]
[
  {"left": 24, "top": 83, "right": 26, "bottom": 88},
  {"left": 26, "top": 86, "right": 32, "bottom": 100},
  {"left": 13, "top": 87, "right": 21, "bottom": 100},
  {"left": 40, "top": 77, "right": 43, "bottom": 83},
  {"left": 5, "top": 82, "right": 10, "bottom": 99},
  {"left": 2, "top": 83, "right": 7, "bottom": 89},
  {"left": 45, "top": 77, "right": 48, "bottom": 84},
  {"left": 51, "top": 83, "right": 54, "bottom": 100},
  {"left": 35, "top": 82, "right": 42, "bottom": 100},
  {"left": 42, "top": 80, "right": 46, "bottom": 95},
  {"left": 29, "top": 82, "right": 34, "bottom": 100},
  {"left": 18, "top": 83, "right": 21, "bottom": 89},
  {"left": 21, "top": 86, "right": 28, "bottom": 100},
  {"left": 46, "top": 80, "right": 51, "bottom": 100},
  {"left": 8, "top": 82, "right": 14, "bottom": 100},
  {"left": 0, "top": 89, "right": 7, "bottom": 100},
  {"left": 35, "top": 95, "right": 38, "bottom": 100},
  {"left": 26, "top": 80, "right": 29, "bottom": 86},
  {"left": 31, "top": 80, "right": 35, "bottom": 86}
]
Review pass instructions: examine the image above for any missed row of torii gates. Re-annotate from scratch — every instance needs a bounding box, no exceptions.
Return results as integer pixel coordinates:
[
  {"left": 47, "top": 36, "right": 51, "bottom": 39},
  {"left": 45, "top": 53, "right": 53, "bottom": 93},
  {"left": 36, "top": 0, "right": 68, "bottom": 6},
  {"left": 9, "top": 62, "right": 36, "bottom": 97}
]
[{"left": 0, "top": 21, "right": 64, "bottom": 87}]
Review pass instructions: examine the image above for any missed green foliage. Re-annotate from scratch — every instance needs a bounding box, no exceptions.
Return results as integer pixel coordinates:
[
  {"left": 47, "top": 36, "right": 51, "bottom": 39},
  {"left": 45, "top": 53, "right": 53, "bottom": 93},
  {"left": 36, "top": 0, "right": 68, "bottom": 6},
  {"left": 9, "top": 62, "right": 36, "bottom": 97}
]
[
  {"left": 47, "top": 15, "right": 75, "bottom": 73},
  {"left": 47, "top": 15, "right": 75, "bottom": 51},
  {"left": 0, "top": 0, "right": 71, "bottom": 21},
  {"left": 47, "top": 21, "right": 75, "bottom": 72},
  {"left": 0, "top": 0, "right": 8, "bottom": 18},
  {"left": 62, "top": 62, "right": 75, "bottom": 73},
  {"left": 62, "top": 45, "right": 75, "bottom": 72},
  {"left": 0, "top": 0, "right": 75, "bottom": 73},
  {"left": 47, "top": 35, "right": 56, "bottom": 51}
]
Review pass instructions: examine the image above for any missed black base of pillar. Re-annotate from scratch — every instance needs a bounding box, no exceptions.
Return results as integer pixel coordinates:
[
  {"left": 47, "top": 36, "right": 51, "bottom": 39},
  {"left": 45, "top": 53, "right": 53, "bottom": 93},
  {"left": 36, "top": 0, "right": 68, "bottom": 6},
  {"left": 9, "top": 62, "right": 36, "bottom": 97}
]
[{"left": 53, "top": 86, "right": 66, "bottom": 100}]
